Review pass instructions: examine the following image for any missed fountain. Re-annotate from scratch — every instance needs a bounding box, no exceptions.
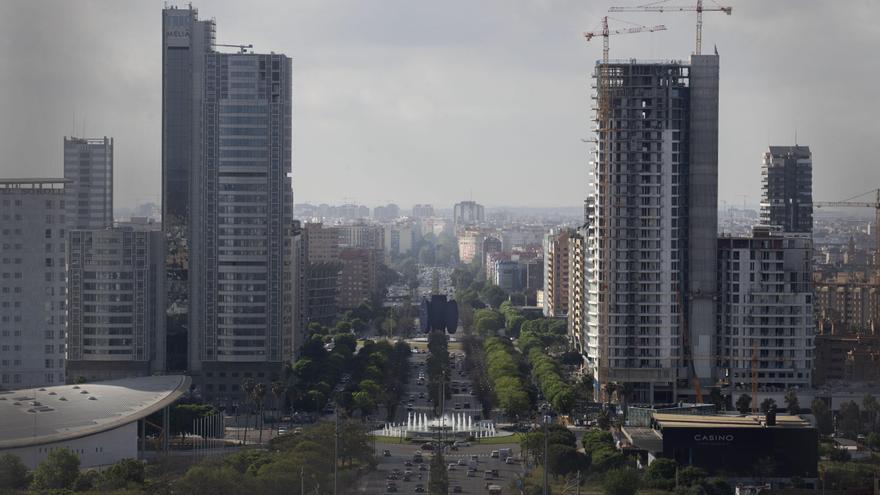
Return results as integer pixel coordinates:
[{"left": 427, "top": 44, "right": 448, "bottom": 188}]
[{"left": 376, "top": 411, "right": 507, "bottom": 439}]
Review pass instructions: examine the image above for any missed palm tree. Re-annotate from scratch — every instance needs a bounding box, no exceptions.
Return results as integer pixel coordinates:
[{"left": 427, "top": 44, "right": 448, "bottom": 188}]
[
  {"left": 271, "top": 381, "right": 286, "bottom": 421},
  {"left": 241, "top": 378, "right": 255, "bottom": 444},
  {"left": 252, "top": 383, "right": 267, "bottom": 444}
]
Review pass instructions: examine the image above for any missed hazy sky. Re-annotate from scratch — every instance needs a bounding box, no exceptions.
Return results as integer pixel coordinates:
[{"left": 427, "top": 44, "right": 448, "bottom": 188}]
[{"left": 0, "top": 0, "right": 877, "bottom": 210}]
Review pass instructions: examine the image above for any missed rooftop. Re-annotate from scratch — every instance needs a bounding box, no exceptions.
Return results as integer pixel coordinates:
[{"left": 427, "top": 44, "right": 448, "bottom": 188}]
[
  {"left": 0, "top": 375, "right": 190, "bottom": 449},
  {"left": 653, "top": 413, "right": 812, "bottom": 429},
  {"left": 0, "top": 178, "right": 71, "bottom": 189}
]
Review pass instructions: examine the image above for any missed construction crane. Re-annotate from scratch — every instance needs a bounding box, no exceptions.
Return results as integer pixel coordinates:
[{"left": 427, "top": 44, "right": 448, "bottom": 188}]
[
  {"left": 584, "top": 16, "right": 667, "bottom": 65},
  {"left": 609, "top": 0, "right": 732, "bottom": 55},
  {"left": 216, "top": 43, "right": 253, "bottom": 54},
  {"left": 814, "top": 189, "right": 880, "bottom": 268}
]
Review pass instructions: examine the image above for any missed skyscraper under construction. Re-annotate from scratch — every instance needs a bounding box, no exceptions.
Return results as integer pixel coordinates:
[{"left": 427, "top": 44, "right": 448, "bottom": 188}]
[{"left": 585, "top": 54, "right": 720, "bottom": 403}]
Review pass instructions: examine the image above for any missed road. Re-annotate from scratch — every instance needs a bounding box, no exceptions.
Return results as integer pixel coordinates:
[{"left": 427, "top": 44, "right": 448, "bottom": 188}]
[{"left": 358, "top": 339, "right": 525, "bottom": 494}]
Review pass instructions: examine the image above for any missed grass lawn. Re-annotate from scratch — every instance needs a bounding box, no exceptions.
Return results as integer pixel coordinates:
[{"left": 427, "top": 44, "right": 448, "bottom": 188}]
[
  {"left": 372, "top": 435, "right": 406, "bottom": 444},
  {"left": 473, "top": 433, "right": 523, "bottom": 445}
]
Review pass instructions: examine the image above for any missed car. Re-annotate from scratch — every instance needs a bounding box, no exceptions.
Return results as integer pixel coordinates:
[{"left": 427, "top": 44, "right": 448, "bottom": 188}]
[
  {"left": 466, "top": 470, "right": 475, "bottom": 477},
  {"left": 421, "top": 443, "right": 435, "bottom": 451},
  {"left": 470, "top": 454, "right": 478, "bottom": 462},
  {"left": 383, "top": 449, "right": 392, "bottom": 457},
  {"left": 490, "top": 450, "right": 499, "bottom": 458},
  {"left": 453, "top": 486, "right": 462, "bottom": 493},
  {"left": 404, "top": 460, "right": 413, "bottom": 467},
  {"left": 463, "top": 403, "right": 471, "bottom": 409},
  {"left": 505, "top": 457, "right": 514, "bottom": 464},
  {"left": 418, "top": 392, "right": 425, "bottom": 398},
  {"left": 386, "top": 485, "right": 397, "bottom": 492},
  {"left": 402, "top": 475, "right": 411, "bottom": 482},
  {"left": 457, "top": 458, "right": 466, "bottom": 466},
  {"left": 454, "top": 403, "right": 461, "bottom": 410},
  {"left": 418, "top": 464, "right": 426, "bottom": 471},
  {"left": 447, "top": 463, "right": 456, "bottom": 471},
  {"left": 386, "top": 474, "right": 399, "bottom": 480},
  {"left": 414, "top": 485, "right": 425, "bottom": 493}
]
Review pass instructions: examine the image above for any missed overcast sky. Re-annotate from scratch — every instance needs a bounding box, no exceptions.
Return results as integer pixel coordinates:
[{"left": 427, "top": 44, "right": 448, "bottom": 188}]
[{"left": 0, "top": 0, "right": 877, "bottom": 210}]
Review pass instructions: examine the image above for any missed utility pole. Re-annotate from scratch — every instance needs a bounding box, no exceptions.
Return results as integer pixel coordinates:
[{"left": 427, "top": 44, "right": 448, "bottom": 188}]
[
  {"left": 301, "top": 466, "right": 304, "bottom": 495},
  {"left": 334, "top": 401, "right": 338, "bottom": 495}
]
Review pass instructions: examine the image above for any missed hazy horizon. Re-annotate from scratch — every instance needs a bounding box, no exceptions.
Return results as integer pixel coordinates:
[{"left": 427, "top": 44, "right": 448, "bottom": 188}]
[{"left": 1, "top": 0, "right": 878, "bottom": 210}]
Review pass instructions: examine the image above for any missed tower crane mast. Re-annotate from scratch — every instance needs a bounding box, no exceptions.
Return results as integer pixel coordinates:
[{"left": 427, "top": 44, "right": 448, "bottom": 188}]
[{"left": 609, "top": 0, "right": 732, "bottom": 55}]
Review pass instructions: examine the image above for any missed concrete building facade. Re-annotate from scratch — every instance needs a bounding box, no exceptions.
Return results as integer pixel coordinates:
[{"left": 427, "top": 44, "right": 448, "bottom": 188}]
[
  {"left": 542, "top": 229, "right": 572, "bottom": 317},
  {"left": 585, "top": 55, "right": 720, "bottom": 403},
  {"left": 66, "top": 226, "right": 165, "bottom": 382},
  {"left": 717, "top": 227, "right": 815, "bottom": 393},
  {"left": 337, "top": 248, "right": 379, "bottom": 309},
  {"left": 453, "top": 201, "right": 484, "bottom": 229},
  {"left": 0, "top": 179, "right": 69, "bottom": 388},
  {"left": 63, "top": 137, "right": 113, "bottom": 230},
  {"left": 760, "top": 145, "right": 813, "bottom": 234}
]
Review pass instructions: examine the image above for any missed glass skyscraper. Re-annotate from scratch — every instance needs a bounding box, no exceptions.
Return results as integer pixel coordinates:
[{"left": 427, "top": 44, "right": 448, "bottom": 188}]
[{"left": 162, "top": 6, "right": 293, "bottom": 402}]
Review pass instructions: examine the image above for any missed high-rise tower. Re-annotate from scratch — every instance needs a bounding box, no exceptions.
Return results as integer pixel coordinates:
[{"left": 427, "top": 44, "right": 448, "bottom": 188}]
[
  {"left": 760, "top": 145, "right": 813, "bottom": 234},
  {"left": 162, "top": 6, "right": 293, "bottom": 401},
  {"left": 162, "top": 5, "right": 215, "bottom": 372},
  {"left": 585, "top": 55, "right": 720, "bottom": 403},
  {"left": 63, "top": 136, "right": 113, "bottom": 230}
]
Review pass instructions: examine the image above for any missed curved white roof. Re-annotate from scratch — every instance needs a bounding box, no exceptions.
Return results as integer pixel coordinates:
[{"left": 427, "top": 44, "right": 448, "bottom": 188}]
[{"left": 0, "top": 375, "right": 191, "bottom": 449}]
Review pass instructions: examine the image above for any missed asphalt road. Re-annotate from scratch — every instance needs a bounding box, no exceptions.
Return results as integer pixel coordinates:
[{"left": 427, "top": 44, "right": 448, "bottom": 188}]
[{"left": 359, "top": 340, "right": 524, "bottom": 495}]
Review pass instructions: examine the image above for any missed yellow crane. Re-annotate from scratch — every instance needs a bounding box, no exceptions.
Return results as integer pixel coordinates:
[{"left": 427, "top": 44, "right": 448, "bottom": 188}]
[
  {"left": 814, "top": 189, "right": 880, "bottom": 269},
  {"left": 609, "top": 0, "right": 732, "bottom": 55}
]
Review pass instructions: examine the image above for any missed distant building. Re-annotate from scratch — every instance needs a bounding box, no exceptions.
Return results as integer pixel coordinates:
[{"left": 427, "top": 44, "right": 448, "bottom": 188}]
[
  {"left": 66, "top": 226, "right": 165, "bottom": 382},
  {"left": 291, "top": 221, "right": 306, "bottom": 357},
  {"left": 814, "top": 272, "right": 880, "bottom": 335},
  {"left": 488, "top": 252, "right": 543, "bottom": 294},
  {"left": 63, "top": 136, "right": 113, "bottom": 229},
  {"left": 481, "top": 236, "right": 502, "bottom": 274},
  {"left": 337, "top": 222, "right": 384, "bottom": 251},
  {"left": 411, "top": 204, "right": 434, "bottom": 218},
  {"left": 384, "top": 220, "right": 420, "bottom": 257},
  {"left": 717, "top": 227, "right": 815, "bottom": 392},
  {"left": 373, "top": 203, "right": 400, "bottom": 222},
  {"left": 337, "top": 248, "right": 379, "bottom": 309},
  {"left": 542, "top": 229, "right": 572, "bottom": 317},
  {"left": 453, "top": 201, "right": 484, "bottom": 228},
  {"left": 457, "top": 230, "right": 485, "bottom": 265},
  {"left": 302, "top": 223, "right": 341, "bottom": 326},
  {"left": 760, "top": 145, "right": 813, "bottom": 233},
  {"left": 0, "top": 179, "right": 69, "bottom": 388},
  {"left": 566, "top": 229, "right": 586, "bottom": 354}
]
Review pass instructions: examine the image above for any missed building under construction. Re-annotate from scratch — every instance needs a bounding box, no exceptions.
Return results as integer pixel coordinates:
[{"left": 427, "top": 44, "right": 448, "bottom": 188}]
[{"left": 585, "top": 54, "right": 719, "bottom": 403}]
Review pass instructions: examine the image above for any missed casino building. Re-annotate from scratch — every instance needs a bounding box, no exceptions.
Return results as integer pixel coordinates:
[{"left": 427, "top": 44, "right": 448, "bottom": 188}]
[{"left": 623, "top": 413, "right": 818, "bottom": 480}]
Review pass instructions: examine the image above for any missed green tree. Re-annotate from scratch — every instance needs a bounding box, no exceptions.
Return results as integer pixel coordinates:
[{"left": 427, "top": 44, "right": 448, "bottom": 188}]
[
  {"left": 735, "top": 393, "right": 752, "bottom": 414},
  {"left": 602, "top": 467, "right": 641, "bottom": 495},
  {"left": 759, "top": 398, "right": 776, "bottom": 413},
  {"left": 428, "top": 451, "right": 448, "bottom": 495},
  {"left": 863, "top": 394, "right": 879, "bottom": 433},
  {"left": 811, "top": 398, "right": 833, "bottom": 434},
  {"left": 176, "top": 464, "right": 247, "bottom": 495},
  {"left": 645, "top": 457, "right": 677, "bottom": 482},
  {"left": 31, "top": 448, "right": 80, "bottom": 490},
  {"left": 0, "top": 453, "right": 28, "bottom": 491},
  {"left": 252, "top": 383, "right": 268, "bottom": 444},
  {"left": 96, "top": 458, "right": 145, "bottom": 490},
  {"left": 839, "top": 401, "right": 862, "bottom": 436},
  {"left": 678, "top": 466, "right": 708, "bottom": 487},
  {"left": 479, "top": 284, "right": 508, "bottom": 309},
  {"left": 784, "top": 389, "right": 801, "bottom": 415},
  {"left": 242, "top": 377, "right": 256, "bottom": 443}
]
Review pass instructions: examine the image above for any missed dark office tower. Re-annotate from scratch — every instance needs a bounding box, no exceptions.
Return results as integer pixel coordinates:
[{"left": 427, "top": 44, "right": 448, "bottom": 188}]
[
  {"left": 63, "top": 137, "right": 113, "bottom": 229},
  {"left": 760, "top": 145, "right": 813, "bottom": 233},
  {"left": 196, "top": 50, "right": 293, "bottom": 400},
  {"left": 586, "top": 55, "right": 720, "bottom": 404},
  {"left": 162, "top": 5, "right": 215, "bottom": 372}
]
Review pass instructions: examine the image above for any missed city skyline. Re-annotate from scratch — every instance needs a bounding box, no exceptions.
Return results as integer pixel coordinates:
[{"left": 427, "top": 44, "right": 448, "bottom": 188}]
[{"left": 0, "top": 1, "right": 878, "bottom": 209}]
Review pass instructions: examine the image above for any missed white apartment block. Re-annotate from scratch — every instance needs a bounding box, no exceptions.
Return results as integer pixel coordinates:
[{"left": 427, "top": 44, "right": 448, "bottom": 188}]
[
  {"left": 717, "top": 227, "right": 815, "bottom": 393},
  {"left": 0, "top": 179, "right": 69, "bottom": 388}
]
